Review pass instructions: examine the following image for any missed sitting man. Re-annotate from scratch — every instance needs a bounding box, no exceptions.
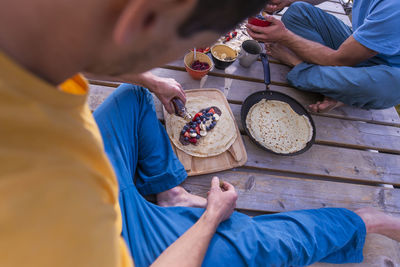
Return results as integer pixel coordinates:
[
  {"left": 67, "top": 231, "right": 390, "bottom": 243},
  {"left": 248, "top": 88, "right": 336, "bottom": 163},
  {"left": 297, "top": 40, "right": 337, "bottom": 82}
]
[
  {"left": 1, "top": 0, "right": 400, "bottom": 267},
  {"left": 247, "top": 0, "right": 400, "bottom": 112}
]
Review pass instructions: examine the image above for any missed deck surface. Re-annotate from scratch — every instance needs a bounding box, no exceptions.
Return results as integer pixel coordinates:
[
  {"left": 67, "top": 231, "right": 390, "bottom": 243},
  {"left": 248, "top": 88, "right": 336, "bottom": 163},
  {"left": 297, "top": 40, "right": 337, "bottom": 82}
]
[{"left": 88, "top": 2, "right": 400, "bottom": 266}]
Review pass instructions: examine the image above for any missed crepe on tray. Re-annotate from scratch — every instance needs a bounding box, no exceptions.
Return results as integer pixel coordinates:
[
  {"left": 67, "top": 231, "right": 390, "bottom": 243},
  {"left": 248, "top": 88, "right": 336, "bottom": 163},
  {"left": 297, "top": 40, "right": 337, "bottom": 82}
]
[
  {"left": 165, "top": 96, "right": 237, "bottom": 157},
  {"left": 245, "top": 99, "right": 313, "bottom": 154}
]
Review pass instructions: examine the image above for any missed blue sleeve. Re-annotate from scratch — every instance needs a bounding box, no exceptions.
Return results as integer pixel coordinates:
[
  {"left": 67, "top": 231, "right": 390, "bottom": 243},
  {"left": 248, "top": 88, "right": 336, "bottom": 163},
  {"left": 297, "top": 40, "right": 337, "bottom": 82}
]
[{"left": 353, "top": 1, "right": 400, "bottom": 55}]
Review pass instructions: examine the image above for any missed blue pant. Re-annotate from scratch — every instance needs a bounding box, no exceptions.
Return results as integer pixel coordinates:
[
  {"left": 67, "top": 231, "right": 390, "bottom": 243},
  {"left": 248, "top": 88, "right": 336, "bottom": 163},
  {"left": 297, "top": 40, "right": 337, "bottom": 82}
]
[
  {"left": 282, "top": 2, "right": 400, "bottom": 109},
  {"left": 94, "top": 84, "right": 366, "bottom": 267}
]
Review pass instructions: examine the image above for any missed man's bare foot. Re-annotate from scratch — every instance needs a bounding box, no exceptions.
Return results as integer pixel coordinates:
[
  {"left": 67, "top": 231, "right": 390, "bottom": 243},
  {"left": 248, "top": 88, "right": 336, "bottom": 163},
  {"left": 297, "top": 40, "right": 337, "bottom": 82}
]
[
  {"left": 309, "top": 97, "right": 344, "bottom": 113},
  {"left": 265, "top": 43, "right": 302, "bottom": 67},
  {"left": 157, "top": 186, "right": 207, "bottom": 208},
  {"left": 355, "top": 207, "right": 400, "bottom": 242}
]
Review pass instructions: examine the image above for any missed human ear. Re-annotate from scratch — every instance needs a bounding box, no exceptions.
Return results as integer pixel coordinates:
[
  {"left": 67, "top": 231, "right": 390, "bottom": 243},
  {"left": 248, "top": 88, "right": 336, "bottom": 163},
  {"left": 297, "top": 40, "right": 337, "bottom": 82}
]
[
  {"left": 113, "top": 0, "right": 152, "bottom": 45},
  {"left": 113, "top": 0, "right": 196, "bottom": 45}
]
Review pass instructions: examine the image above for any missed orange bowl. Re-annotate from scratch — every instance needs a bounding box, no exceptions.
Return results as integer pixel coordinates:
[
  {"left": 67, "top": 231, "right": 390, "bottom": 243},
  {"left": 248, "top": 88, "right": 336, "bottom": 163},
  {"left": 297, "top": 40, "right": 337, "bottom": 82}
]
[{"left": 184, "top": 51, "right": 213, "bottom": 80}]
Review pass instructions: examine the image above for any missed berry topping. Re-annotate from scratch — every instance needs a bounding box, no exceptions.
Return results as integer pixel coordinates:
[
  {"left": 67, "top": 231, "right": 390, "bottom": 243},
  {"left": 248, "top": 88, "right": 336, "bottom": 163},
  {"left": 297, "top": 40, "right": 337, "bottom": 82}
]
[
  {"left": 191, "top": 60, "right": 210, "bottom": 71},
  {"left": 179, "top": 106, "right": 222, "bottom": 146},
  {"left": 189, "top": 137, "right": 197, "bottom": 144}
]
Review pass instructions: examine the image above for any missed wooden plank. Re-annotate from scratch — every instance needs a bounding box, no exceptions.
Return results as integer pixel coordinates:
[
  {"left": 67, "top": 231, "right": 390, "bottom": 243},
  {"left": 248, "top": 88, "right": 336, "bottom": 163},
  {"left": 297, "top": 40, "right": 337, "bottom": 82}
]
[
  {"left": 312, "top": 234, "right": 400, "bottom": 267},
  {"left": 88, "top": 84, "right": 400, "bottom": 184},
  {"left": 88, "top": 79, "right": 400, "bottom": 154},
  {"left": 149, "top": 68, "right": 400, "bottom": 126},
  {"left": 88, "top": 83, "right": 400, "bottom": 154},
  {"left": 227, "top": 104, "right": 400, "bottom": 154},
  {"left": 164, "top": 57, "right": 291, "bottom": 86},
  {"left": 242, "top": 135, "right": 400, "bottom": 186},
  {"left": 186, "top": 171, "right": 400, "bottom": 266},
  {"left": 313, "top": 116, "right": 400, "bottom": 154},
  {"left": 182, "top": 170, "right": 400, "bottom": 214}
]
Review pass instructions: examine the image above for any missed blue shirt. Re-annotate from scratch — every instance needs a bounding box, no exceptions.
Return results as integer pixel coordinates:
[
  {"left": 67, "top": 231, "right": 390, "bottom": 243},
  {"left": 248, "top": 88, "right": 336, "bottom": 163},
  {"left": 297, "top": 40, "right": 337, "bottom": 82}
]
[{"left": 352, "top": 0, "right": 400, "bottom": 67}]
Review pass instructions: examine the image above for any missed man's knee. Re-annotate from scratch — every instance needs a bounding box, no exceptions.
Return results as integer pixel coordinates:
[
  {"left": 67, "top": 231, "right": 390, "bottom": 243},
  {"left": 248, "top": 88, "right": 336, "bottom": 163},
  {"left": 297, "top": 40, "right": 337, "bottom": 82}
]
[
  {"left": 115, "top": 83, "right": 155, "bottom": 109},
  {"left": 282, "top": 2, "right": 314, "bottom": 27}
]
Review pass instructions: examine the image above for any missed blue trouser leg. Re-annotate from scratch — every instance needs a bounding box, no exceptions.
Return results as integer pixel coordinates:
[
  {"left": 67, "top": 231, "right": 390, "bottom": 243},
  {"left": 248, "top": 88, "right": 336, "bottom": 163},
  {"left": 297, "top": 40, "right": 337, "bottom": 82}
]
[
  {"left": 282, "top": 2, "right": 352, "bottom": 49},
  {"left": 93, "top": 84, "right": 367, "bottom": 266},
  {"left": 288, "top": 64, "right": 400, "bottom": 109},
  {"left": 282, "top": 2, "right": 400, "bottom": 109},
  {"left": 93, "top": 84, "right": 187, "bottom": 196}
]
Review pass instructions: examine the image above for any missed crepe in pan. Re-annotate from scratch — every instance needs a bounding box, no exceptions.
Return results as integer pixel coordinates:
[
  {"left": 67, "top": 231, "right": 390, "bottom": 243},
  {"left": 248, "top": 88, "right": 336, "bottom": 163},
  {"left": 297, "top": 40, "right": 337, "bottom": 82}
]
[{"left": 246, "top": 99, "right": 313, "bottom": 154}]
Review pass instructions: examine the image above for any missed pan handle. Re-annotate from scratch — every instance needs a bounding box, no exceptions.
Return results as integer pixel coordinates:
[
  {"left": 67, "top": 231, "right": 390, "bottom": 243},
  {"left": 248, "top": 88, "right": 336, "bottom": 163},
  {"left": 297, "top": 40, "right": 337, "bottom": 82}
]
[{"left": 260, "top": 53, "right": 271, "bottom": 87}]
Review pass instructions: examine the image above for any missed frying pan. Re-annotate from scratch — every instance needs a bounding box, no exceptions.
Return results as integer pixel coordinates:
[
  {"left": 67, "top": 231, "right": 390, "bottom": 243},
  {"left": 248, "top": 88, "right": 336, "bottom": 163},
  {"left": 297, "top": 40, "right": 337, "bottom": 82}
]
[{"left": 240, "top": 53, "right": 316, "bottom": 156}]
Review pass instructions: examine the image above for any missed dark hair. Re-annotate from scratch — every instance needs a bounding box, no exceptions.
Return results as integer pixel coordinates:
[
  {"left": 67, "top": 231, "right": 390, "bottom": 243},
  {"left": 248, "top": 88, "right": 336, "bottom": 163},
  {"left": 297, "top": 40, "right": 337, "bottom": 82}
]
[{"left": 178, "top": 0, "right": 267, "bottom": 37}]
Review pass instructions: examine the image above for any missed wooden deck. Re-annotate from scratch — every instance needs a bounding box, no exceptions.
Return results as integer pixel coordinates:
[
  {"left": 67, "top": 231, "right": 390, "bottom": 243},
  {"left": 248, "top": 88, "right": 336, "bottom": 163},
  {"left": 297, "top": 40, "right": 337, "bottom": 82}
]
[{"left": 88, "top": 1, "right": 400, "bottom": 266}]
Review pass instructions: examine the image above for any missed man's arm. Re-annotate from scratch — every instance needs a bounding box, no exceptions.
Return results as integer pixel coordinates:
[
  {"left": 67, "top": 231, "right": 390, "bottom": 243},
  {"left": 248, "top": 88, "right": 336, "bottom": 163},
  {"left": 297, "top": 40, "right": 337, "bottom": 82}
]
[
  {"left": 247, "top": 16, "right": 377, "bottom": 66},
  {"left": 151, "top": 177, "right": 238, "bottom": 267},
  {"left": 84, "top": 71, "right": 186, "bottom": 114}
]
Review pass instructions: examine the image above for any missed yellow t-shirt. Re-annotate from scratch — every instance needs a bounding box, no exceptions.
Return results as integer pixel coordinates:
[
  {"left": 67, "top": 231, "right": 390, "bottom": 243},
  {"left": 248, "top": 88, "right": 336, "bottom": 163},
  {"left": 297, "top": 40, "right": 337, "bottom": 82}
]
[{"left": 0, "top": 52, "right": 133, "bottom": 267}]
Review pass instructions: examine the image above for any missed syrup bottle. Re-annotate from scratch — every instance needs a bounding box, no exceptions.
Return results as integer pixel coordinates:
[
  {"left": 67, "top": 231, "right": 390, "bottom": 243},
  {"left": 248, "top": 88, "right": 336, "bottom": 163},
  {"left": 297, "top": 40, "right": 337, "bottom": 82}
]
[{"left": 172, "top": 98, "right": 192, "bottom": 121}]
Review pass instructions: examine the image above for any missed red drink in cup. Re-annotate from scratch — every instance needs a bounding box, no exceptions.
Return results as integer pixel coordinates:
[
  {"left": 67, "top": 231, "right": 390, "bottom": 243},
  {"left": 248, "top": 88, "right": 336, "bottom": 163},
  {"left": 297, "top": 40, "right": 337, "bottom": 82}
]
[{"left": 248, "top": 14, "right": 271, "bottom": 27}]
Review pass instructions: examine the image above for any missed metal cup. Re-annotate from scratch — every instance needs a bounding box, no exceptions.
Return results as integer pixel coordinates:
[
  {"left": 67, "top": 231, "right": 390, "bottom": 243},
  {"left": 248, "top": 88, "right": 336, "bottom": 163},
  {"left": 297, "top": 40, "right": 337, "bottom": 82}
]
[{"left": 238, "top": 40, "right": 262, "bottom": 68}]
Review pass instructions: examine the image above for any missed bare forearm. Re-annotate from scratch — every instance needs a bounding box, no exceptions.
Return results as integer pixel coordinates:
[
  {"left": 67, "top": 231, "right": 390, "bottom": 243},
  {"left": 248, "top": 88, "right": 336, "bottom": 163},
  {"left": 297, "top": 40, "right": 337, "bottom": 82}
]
[
  {"left": 151, "top": 211, "right": 219, "bottom": 267},
  {"left": 84, "top": 71, "right": 160, "bottom": 93},
  {"left": 281, "top": 31, "right": 341, "bottom": 66}
]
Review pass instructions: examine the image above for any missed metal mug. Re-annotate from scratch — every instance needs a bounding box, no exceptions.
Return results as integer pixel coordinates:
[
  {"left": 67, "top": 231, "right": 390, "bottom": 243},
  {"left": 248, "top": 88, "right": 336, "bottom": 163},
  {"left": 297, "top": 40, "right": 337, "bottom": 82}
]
[{"left": 238, "top": 40, "right": 262, "bottom": 68}]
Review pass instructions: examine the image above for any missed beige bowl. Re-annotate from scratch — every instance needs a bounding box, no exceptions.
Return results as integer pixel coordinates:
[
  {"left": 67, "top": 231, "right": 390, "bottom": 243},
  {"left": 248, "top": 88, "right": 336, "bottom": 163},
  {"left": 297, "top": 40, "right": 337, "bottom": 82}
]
[
  {"left": 211, "top": 44, "right": 238, "bottom": 70},
  {"left": 184, "top": 51, "right": 213, "bottom": 80}
]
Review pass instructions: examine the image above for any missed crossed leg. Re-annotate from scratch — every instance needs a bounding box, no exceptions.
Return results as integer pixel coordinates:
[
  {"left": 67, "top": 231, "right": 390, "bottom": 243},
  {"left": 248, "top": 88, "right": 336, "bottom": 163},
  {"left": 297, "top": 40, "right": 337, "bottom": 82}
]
[
  {"left": 93, "top": 84, "right": 400, "bottom": 266},
  {"left": 93, "top": 83, "right": 206, "bottom": 208},
  {"left": 272, "top": 2, "right": 351, "bottom": 112}
]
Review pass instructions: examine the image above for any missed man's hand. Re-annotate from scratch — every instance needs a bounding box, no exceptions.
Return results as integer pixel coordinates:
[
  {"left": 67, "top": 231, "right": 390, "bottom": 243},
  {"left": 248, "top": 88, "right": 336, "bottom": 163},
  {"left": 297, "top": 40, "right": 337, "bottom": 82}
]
[
  {"left": 265, "top": 0, "right": 293, "bottom": 14},
  {"left": 205, "top": 177, "right": 238, "bottom": 224},
  {"left": 151, "top": 177, "right": 237, "bottom": 267},
  {"left": 151, "top": 76, "right": 186, "bottom": 114},
  {"left": 247, "top": 16, "right": 289, "bottom": 43}
]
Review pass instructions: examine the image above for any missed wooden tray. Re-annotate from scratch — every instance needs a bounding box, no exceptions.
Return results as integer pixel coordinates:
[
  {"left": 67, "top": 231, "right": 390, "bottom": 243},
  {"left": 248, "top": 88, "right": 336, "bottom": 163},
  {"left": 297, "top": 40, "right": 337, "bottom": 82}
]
[{"left": 163, "top": 89, "right": 247, "bottom": 176}]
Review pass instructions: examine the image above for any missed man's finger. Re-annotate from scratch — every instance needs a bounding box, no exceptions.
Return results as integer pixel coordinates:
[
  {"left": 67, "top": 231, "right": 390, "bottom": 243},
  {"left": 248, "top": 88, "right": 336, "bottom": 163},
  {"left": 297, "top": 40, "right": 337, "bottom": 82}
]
[
  {"left": 247, "top": 29, "right": 267, "bottom": 42},
  {"left": 221, "top": 181, "right": 235, "bottom": 192},
  {"left": 246, "top": 23, "right": 264, "bottom": 33},
  {"left": 166, "top": 101, "right": 174, "bottom": 114},
  {"left": 211, "top": 176, "right": 221, "bottom": 191},
  {"left": 179, "top": 89, "right": 187, "bottom": 104},
  {"left": 264, "top": 15, "right": 279, "bottom": 24}
]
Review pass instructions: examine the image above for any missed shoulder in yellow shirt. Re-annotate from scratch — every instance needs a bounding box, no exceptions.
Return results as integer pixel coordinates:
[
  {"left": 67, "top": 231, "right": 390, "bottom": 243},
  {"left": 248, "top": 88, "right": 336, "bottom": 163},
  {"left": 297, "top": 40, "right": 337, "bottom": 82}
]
[{"left": 0, "top": 52, "right": 133, "bottom": 267}]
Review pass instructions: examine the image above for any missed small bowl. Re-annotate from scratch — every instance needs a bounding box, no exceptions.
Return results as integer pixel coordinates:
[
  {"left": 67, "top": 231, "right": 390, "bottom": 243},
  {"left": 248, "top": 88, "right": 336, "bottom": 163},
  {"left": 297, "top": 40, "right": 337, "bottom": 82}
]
[
  {"left": 248, "top": 17, "right": 271, "bottom": 27},
  {"left": 210, "top": 44, "right": 237, "bottom": 70},
  {"left": 184, "top": 51, "right": 213, "bottom": 80}
]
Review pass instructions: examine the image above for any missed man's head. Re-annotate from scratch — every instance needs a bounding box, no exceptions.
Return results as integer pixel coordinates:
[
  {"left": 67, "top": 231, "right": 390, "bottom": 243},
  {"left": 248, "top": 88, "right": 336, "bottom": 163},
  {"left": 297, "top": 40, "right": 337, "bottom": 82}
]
[
  {"left": 89, "top": 0, "right": 268, "bottom": 76},
  {"left": 0, "top": 0, "right": 267, "bottom": 83}
]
